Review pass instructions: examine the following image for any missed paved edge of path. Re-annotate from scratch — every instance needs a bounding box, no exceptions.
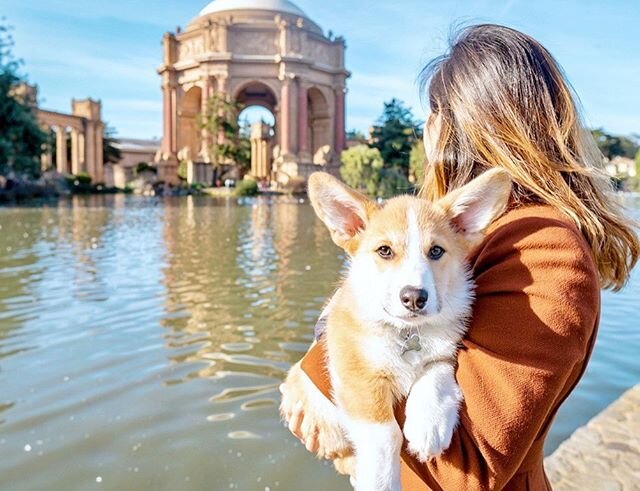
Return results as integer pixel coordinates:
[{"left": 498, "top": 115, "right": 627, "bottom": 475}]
[{"left": 544, "top": 384, "right": 640, "bottom": 490}]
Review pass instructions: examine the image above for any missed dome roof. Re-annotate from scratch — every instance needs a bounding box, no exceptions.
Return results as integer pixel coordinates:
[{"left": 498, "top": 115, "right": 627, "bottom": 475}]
[{"left": 198, "top": 0, "right": 307, "bottom": 18}]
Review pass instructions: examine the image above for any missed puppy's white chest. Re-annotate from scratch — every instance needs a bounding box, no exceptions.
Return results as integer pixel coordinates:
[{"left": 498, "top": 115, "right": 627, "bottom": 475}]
[{"left": 358, "top": 330, "right": 430, "bottom": 395}]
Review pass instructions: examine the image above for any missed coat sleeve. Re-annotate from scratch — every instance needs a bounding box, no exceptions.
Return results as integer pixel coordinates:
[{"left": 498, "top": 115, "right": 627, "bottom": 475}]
[{"left": 301, "top": 213, "right": 601, "bottom": 490}]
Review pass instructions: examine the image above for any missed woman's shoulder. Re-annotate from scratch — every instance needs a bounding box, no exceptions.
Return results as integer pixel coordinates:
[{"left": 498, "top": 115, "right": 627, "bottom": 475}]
[
  {"left": 486, "top": 204, "right": 586, "bottom": 247},
  {"left": 466, "top": 204, "right": 600, "bottom": 354},
  {"left": 470, "top": 204, "right": 599, "bottom": 295}
]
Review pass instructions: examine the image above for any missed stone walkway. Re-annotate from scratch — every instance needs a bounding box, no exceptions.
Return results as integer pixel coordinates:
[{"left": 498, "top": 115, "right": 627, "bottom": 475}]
[{"left": 545, "top": 385, "right": 640, "bottom": 490}]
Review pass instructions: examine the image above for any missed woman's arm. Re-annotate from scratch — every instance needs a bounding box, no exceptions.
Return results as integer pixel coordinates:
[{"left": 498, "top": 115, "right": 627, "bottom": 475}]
[
  {"left": 400, "top": 213, "right": 600, "bottom": 489},
  {"left": 287, "top": 210, "right": 600, "bottom": 489}
]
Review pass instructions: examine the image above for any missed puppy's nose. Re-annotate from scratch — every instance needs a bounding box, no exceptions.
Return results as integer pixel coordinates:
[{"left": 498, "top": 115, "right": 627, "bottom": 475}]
[{"left": 400, "top": 286, "right": 428, "bottom": 312}]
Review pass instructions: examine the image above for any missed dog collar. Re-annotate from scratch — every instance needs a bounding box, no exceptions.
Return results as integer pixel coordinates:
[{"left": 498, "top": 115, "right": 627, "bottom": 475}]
[{"left": 400, "top": 327, "right": 422, "bottom": 356}]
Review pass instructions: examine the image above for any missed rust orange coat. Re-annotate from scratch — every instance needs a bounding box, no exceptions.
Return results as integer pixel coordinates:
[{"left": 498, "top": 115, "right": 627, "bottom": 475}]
[{"left": 301, "top": 205, "right": 600, "bottom": 490}]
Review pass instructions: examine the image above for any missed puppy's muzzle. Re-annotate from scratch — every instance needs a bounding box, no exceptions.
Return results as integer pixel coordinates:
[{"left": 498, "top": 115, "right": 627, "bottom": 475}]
[{"left": 400, "top": 286, "right": 429, "bottom": 313}]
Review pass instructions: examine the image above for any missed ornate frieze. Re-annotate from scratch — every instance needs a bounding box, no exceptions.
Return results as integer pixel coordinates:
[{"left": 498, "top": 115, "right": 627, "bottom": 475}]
[
  {"left": 231, "top": 30, "right": 277, "bottom": 56},
  {"left": 178, "top": 36, "right": 206, "bottom": 61}
]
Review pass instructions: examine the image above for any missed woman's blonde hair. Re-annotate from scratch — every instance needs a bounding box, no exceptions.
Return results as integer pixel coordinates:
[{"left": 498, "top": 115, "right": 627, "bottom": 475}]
[{"left": 419, "top": 24, "right": 638, "bottom": 290}]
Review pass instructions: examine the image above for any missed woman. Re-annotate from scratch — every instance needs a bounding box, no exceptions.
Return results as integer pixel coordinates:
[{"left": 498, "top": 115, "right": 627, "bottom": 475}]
[{"left": 280, "top": 24, "right": 639, "bottom": 490}]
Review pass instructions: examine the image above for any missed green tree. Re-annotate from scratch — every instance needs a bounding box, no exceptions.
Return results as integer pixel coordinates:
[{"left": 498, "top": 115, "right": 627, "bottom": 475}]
[
  {"left": 346, "top": 129, "right": 367, "bottom": 144},
  {"left": 376, "top": 168, "right": 413, "bottom": 198},
  {"left": 0, "top": 23, "right": 48, "bottom": 178},
  {"left": 630, "top": 149, "right": 640, "bottom": 192},
  {"left": 103, "top": 124, "right": 121, "bottom": 164},
  {"left": 198, "top": 93, "right": 250, "bottom": 176},
  {"left": 340, "top": 144, "right": 384, "bottom": 195},
  {"left": 236, "top": 136, "right": 251, "bottom": 172},
  {"left": 370, "top": 98, "right": 421, "bottom": 177},
  {"left": 340, "top": 144, "right": 410, "bottom": 198},
  {"left": 235, "top": 116, "right": 253, "bottom": 172},
  {"left": 591, "top": 128, "right": 639, "bottom": 160},
  {"left": 409, "top": 139, "right": 426, "bottom": 187}
]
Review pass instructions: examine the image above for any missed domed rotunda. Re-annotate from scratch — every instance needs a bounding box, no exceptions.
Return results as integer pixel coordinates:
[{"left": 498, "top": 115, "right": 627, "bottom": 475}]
[{"left": 157, "top": 0, "right": 349, "bottom": 185}]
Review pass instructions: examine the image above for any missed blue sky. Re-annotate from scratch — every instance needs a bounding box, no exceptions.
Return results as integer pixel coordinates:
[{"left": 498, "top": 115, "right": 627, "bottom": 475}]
[{"left": 7, "top": 0, "right": 640, "bottom": 139}]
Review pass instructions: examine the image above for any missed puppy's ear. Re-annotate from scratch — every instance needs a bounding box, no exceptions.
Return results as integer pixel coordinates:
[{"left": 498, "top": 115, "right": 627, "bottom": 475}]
[
  {"left": 437, "top": 168, "right": 512, "bottom": 240},
  {"left": 307, "top": 172, "right": 377, "bottom": 253}
]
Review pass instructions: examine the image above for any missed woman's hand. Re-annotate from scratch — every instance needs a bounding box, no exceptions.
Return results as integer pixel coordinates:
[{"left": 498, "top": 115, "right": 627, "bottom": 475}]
[
  {"left": 280, "top": 391, "right": 323, "bottom": 454},
  {"left": 280, "top": 394, "right": 354, "bottom": 476},
  {"left": 279, "top": 358, "right": 353, "bottom": 461}
]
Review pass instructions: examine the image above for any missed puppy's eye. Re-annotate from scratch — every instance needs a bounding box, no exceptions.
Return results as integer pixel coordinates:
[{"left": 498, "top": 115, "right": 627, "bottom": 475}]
[
  {"left": 376, "top": 245, "right": 394, "bottom": 259},
  {"left": 428, "top": 245, "right": 445, "bottom": 260}
]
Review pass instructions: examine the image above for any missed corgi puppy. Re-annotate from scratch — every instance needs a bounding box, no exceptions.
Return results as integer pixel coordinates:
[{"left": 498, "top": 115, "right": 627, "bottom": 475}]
[{"left": 282, "top": 169, "right": 511, "bottom": 491}]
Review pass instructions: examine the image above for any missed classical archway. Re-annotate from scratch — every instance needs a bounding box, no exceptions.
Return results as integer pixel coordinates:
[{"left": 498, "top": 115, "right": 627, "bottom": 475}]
[
  {"left": 238, "top": 103, "right": 276, "bottom": 181},
  {"left": 235, "top": 82, "right": 278, "bottom": 114},
  {"left": 157, "top": 0, "right": 349, "bottom": 185},
  {"left": 177, "top": 86, "right": 203, "bottom": 162},
  {"left": 37, "top": 97, "right": 104, "bottom": 181},
  {"left": 307, "top": 87, "right": 331, "bottom": 162}
]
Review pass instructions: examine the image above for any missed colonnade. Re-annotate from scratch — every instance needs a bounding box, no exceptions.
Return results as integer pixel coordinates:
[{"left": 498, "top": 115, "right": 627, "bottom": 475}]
[{"left": 37, "top": 99, "right": 105, "bottom": 183}]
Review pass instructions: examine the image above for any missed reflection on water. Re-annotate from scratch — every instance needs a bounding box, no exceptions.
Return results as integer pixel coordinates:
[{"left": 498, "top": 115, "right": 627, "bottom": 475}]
[{"left": 0, "top": 195, "right": 637, "bottom": 489}]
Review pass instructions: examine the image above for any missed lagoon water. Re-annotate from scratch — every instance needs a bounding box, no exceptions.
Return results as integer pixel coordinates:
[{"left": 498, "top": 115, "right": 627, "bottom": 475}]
[{"left": 0, "top": 195, "right": 638, "bottom": 490}]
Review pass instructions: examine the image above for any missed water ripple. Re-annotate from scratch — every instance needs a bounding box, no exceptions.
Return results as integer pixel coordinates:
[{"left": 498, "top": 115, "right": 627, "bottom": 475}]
[{"left": 0, "top": 195, "right": 636, "bottom": 489}]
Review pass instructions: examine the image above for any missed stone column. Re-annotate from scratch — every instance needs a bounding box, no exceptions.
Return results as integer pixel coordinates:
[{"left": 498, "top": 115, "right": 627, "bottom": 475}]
[
  {"left": 251, "top": 123, "right": 273, "bottom": 180},
  {"left": 334, "top": 87, "right": 346, "bottom": 154},
  {"left": 95, "top": 123, "right": 104, "bottom": 183},
  {"left": 260, "top": 143, "right": 264, "bottom": 178},
  {"left": 262, "top": 140, "right": 270, "bottom": 178},
  {"left": 71, "top": 128, "right": 81, "bottom": 174},
  {"left": 85, "top": 121, "right": 96, "bottom": 180},
  {"left": 162, "top": 81, "right": 174, "bottom": 156},
  {"left": 280, "top": 80, "right": 291, "bottom": 156},
  {"left": 251, "top": 138, "right": 258, "bottom": 176},
  {"left": 171, "top": 86, "right": 178, "bottom": 156},
  {"left": 78, "top": 132, "right": 86, "bottom": 171},
  {"left": 55, "top": 127, "right": 68, "bottom": 174},
  {"left": 280, "top": 77, "right": 298, "bottom": 157},
  {"left": 298, "top": 81, "right": 309, "bottom": 157},
  {"left": 158, "top": 37, "right": 179, "bottom": 166}
]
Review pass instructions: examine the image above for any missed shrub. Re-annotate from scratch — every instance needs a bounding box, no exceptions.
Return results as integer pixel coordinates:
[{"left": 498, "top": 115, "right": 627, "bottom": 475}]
[
  {"left": 409, "top": 139, "right": 426, "bottom": 186},
  {"left": 340, "top": 144, "right": 384, "bottom": 196},
  {"left": 177, "top": 160, "right": 188, "bottom": 181},
  {"left": 63, "top": 172, "right": 92, "bottom": 194},
  {"left": 340, "top": 144, "right": 412, "bottom": 198},
  {"left": 74, "top": 172, "right": 92, "bottom": 185},
  {"left": 235, "top": 178, "right": 258, "bottom": 197},
  {"left": 65, "top": 172, "right": 91, "bottom": 186},
  {"left": 135, "top": 162, "right": 156, "bottom": 175}
]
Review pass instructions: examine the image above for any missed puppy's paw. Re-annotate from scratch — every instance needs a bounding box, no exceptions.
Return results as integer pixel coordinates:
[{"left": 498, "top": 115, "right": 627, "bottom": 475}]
[
  {"left": 333, "top": 454, "right": 355, "bottom": 477},
  {"left": 403, "top": 408, "right": 458, "bottom": 461},
  {"left": 403, "top": 371, "right": 462, "bottom": 462}
]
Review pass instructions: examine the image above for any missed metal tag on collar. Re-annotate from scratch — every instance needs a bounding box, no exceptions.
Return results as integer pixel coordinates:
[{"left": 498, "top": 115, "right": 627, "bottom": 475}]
[{"left": 401, "top": 328, "right": 422, "bottom": 356}]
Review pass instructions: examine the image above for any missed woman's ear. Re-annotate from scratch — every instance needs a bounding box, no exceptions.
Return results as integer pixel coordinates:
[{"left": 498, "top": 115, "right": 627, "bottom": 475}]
[
  {"left": 307, "top": 172, "right": 377, "bottom": 252},
  {"left": 437, "top": 168, "right": 512, "bottom": 237}
]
